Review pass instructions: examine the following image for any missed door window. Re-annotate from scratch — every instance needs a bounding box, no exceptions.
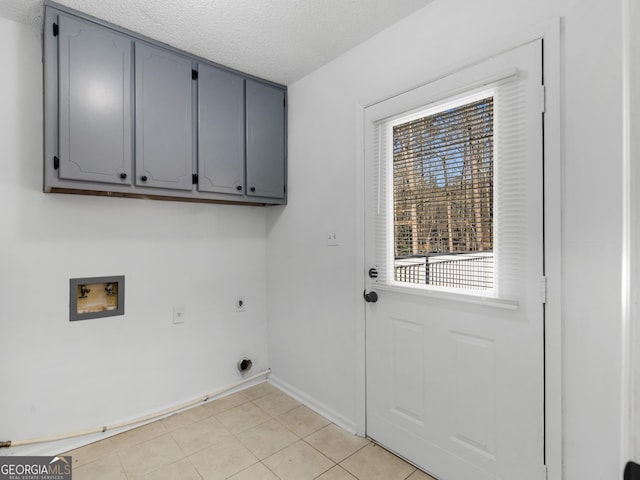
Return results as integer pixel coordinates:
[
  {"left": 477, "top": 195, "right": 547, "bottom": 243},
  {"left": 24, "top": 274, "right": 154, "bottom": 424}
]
[{"left": 371, "top": 74, "right": 528, "bottom": 301}]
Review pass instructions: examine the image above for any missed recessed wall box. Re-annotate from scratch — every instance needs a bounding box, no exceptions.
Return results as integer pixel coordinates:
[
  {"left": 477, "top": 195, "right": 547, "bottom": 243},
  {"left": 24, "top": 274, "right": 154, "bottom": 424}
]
[{"left": 69, "top": 275, "right": 125, "bottom": 321}]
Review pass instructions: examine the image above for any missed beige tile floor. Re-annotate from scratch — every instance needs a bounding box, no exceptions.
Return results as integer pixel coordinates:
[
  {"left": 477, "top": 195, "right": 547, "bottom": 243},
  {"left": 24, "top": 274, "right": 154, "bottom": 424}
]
[{"left": 63, "top": 382, "right": 437, "bottom": 480}]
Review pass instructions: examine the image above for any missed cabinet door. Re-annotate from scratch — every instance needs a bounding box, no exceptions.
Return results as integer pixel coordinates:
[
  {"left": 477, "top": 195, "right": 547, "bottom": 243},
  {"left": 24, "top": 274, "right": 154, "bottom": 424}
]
[
  {"left": 246, "top": 80, "right": 286, "bottom": 199},
  {"left": 198, "top": 64, "right": 245, "bottom": 195},
  {"left": 58, "top": 15, "right": 132, "bottom": 185},
  {"left": 135, "top": 43, "right": 194, "bottom": 190}
]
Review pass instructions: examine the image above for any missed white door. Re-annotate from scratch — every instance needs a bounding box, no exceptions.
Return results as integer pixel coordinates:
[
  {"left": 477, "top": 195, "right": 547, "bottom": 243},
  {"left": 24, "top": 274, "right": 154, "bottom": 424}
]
[{"left": 364, "top": 40, "right": 545, "bottom": 480}]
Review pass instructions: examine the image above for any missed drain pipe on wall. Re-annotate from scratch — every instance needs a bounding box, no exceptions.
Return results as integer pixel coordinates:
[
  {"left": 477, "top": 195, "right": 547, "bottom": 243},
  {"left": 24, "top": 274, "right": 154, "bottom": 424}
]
[{"left": 0, "top": 368, "right": 270, "bottom": 449}]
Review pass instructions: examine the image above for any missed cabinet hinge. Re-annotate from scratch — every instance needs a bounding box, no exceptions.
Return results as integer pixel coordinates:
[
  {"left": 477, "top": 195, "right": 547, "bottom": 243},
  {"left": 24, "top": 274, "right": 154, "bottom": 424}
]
[
  {"left": 192, "top": 173, "right": 198, "bottom": 184},
  {"left": 52, "top": 22, "right": 59, "bottom": 37},
  {"left": 540, "top": 84, "right": 546, "bottom": 113},
  {"left": 283, "top": 98, "right": 286, "bottom": 108},
  {"left": 540, "top": 275, "right": 548, "bottom": 304},
  {"left": 53, "top": 156, "right": 59, "bottom": 170},
  {"left": 192, "top": 69, "right": 198, "bottom": 80}
]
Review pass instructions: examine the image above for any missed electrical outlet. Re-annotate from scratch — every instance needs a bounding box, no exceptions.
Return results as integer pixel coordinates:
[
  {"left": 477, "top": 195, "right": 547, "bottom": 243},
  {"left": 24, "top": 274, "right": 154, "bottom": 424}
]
[
  {"left": 235, "top": 297, "right": 246, "bottom": 312},
  {"left": 173, "top": 306, "right": 185, "bottom": 324},
  {"left": 327, "top": 231, "right": 339, "bottom": 246}
]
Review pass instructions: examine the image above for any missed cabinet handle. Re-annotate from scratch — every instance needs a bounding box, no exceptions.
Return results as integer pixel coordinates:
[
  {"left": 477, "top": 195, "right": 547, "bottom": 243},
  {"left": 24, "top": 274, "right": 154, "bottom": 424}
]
[
  {"left": 120, "top": 173, "right": 127, "bottom": 180},
  {"left": 236, "top": 186, "right": 242, "bottom": 191},
  {"left": 141, "top": 175, "right": 148, "bottom": 182},
  {"left": 250, "top": 187, "right": 256, "bottom": 192}
]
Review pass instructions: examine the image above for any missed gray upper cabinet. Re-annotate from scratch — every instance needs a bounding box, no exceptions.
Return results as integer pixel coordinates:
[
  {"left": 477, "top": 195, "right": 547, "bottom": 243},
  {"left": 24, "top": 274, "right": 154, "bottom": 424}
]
[
  {"left": 44, "top": 3, "right": 286, "bottom": 205},
  {"left": 135, "top": 43, "right": 194, "bottom": 191},
  {"left": 57, "top": 14, "right": 132, "bottom": 185},
  {"left": 198, "top": 64, "right": 245, "bottom": 195},
  {"left": 246, "top": 80, "right": 286, "bottom": 200}
]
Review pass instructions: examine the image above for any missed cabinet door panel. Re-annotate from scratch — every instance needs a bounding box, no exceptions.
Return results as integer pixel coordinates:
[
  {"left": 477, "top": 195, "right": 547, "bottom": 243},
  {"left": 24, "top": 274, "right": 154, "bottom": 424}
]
[
  {"left": 58, "top": 15, "right": 132, "bottom": 184},
  {"left": 246, "top": 80, "right": 286, "bottom": 199},
  {"left": 135, "top": 43, "right": 194, "bottom": 191},
  {"left": 198, "top": 65, "right": 245, "bottom": 195}
]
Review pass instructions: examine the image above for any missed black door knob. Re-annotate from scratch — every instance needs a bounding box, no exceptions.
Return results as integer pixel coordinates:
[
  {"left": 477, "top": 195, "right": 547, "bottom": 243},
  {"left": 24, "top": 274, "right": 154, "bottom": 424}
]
[
  {"left": 250, "top": 187, "right": 256, "bottom": 192},
  {"left": 120, "top": 173, "right": 127, "bottom": 179},
  {"left": 363, "top": 290, "right": 378, "bottom": 303},
  {"left": 237, "top": 185, "right": 242, "bottom": 191},
  {"left": 140, "top": 175, "right": 148, "bottom": 182}
]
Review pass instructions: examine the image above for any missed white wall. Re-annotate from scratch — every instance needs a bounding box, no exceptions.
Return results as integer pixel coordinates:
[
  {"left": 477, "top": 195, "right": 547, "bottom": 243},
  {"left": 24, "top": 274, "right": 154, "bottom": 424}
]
[
  {"left": 267, "top": 1, "right": 626, "bottom": 479},
  {"left": 0, "top": 17, "right": 269, "bottom": 456}
]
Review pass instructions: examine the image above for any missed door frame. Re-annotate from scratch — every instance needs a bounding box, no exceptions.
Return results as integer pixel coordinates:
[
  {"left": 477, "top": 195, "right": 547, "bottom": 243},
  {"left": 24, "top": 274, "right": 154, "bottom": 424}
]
[{"left": 354, "top": 17, "right": 562, "bottom": 480}]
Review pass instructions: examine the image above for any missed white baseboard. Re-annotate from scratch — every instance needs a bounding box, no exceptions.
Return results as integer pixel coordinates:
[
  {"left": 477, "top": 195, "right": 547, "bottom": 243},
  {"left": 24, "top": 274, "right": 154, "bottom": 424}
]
[
  {"left": 268, "top": 374, "right": 358, "bottom": 435},
  {"left": 1, "top": 376, "right": 269, "bottom": 457}
]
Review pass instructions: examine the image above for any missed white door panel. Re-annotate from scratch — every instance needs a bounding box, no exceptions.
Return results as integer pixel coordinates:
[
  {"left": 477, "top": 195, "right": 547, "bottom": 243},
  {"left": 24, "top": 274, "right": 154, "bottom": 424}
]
[{"left": 364, "top": 40, "right": 544, "bottom": 480}]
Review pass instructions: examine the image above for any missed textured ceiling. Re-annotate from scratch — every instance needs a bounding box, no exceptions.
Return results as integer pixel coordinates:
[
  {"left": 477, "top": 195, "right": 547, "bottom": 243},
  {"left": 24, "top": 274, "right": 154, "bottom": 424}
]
[{"left": 0, "top": 0, "right": 433, "bottom": 85}]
